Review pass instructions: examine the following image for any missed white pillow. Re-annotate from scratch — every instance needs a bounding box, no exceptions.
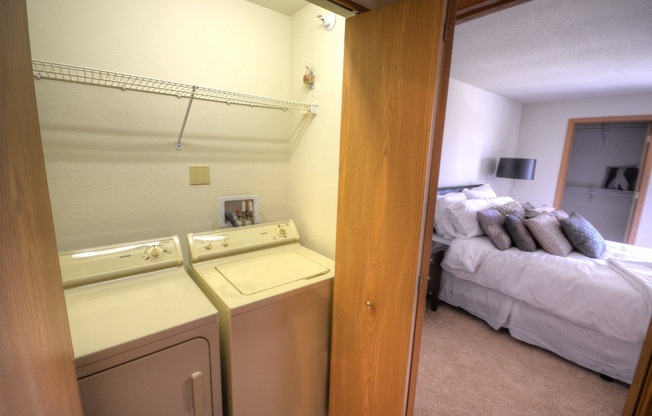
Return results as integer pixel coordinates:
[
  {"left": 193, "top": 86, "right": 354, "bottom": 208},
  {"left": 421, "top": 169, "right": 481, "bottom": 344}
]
[
  {"left": 442, "top": 236, "right": 496, "bottom": 273},
  {"left": 434, "top": 192, "right": 466, "bottom": 239},
  {"left": 463, "top": 184, "right": 497, "bottom": 199},
  {"left": 446, "top": 198, "right": 493, "bottom": 238},
  {"left": 488, "top": 196, "right": 515, "bottom": 207}
]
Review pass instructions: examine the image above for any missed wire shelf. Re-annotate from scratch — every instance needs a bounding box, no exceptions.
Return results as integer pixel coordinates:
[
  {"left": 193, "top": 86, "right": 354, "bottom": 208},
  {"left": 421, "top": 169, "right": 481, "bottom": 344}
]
[{"left": 32, "top": 60, "right": 316, "bottom": 113}]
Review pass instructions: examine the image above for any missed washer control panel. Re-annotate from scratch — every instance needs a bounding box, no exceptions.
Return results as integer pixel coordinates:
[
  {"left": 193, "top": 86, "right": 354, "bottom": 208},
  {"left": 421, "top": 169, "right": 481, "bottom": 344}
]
[
  {"left": 188, "top": 220, "right": 299, "bottom": 262},
  {"left": 59, "top": 236, "right": 183, "bottom": 288}
]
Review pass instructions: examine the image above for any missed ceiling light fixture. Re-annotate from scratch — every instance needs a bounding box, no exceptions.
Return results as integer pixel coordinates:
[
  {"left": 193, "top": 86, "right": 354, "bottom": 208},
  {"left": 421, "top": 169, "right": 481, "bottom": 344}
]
[{"left": 317, "top": 13, "right": 336, "bottom": 31}]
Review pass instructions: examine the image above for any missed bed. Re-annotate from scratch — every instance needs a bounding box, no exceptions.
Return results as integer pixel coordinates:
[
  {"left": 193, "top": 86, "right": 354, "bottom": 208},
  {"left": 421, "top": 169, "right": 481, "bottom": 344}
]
[{"left": 433, "top": 184, "right": 652, "bottom": 383}]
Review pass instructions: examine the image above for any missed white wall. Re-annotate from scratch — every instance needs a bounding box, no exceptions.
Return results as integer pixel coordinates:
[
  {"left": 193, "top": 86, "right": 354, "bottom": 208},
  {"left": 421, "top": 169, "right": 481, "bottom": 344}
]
[
  {"left": 288, "top": 6, "right": 344, "bottom": 259},
  {"left": 516, "top": 92, "right": 652, "bottom": 248},
  {"left": 27, "top": 0, "right": 344, "bottom": 259},
  {"left": 439, "top": 78, "right": 522, "bottom": 195}
]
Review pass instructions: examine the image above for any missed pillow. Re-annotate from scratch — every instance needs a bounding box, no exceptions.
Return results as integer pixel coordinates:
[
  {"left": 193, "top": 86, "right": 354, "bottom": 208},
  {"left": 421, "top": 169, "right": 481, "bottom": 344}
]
[
  {"left": 504, "top": 214, "right": 537, "bottom": 252},
  {"left": 477, "top": 209, "right": 512, "bottom": 250},
  {"left": 524, "top": 204, "right": 568, "bottom": 220},
  {"left": 441, "top": 236, "right": 496, "bottom": 273},
  {"left": 434, "top": 192, "right": 466, "bottom": 239},
  {"left": 488, "top": 196, "right": 515, "bottom": 207},
  {"left": 446, "top": 198, "right": 492, "bottom": 238},
  {"left": 463, "top": 184, "right": 497, "bottom": 199},
  {"left": 494, "top": 200, "right": 525, "bottom": 217},
  {"left": 524, "top": 212, "right": 573, "bottom": 256},
  {"left": 524, "top": 204, "right": 555, "bottom": 218},
  {"left": 560, "top": 212, "right": 606, "bottom": 258}
]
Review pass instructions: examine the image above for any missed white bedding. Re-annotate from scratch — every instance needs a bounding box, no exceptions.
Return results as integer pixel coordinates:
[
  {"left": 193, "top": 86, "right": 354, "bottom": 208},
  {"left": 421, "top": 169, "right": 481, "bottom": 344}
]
[{"left": 442, "top": 237, "right": 652, "bottom": 344}]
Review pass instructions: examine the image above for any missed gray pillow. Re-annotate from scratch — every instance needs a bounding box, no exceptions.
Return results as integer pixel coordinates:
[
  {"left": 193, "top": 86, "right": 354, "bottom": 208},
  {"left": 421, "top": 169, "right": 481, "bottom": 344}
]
[
  {"left": 525, "top": 212, "right": 573, "bottom": 256},
  {"left": 477, "top": 209, "right": 512, "bottom": 250},
  {"left": 504, "top": 214, "right": 537, "bottom": 252},
  {"left": 560, "top": 212, "right": 606, "bottom": 258}
]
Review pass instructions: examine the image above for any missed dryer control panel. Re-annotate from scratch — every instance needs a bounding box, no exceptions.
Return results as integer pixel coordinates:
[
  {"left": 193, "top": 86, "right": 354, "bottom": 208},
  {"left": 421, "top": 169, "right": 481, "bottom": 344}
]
[
  {"left": 187, "top": 220, "right": 299, "bottom": 262},
  {"left": 59, "top": 236, "right": 183, "bottom": 288}
]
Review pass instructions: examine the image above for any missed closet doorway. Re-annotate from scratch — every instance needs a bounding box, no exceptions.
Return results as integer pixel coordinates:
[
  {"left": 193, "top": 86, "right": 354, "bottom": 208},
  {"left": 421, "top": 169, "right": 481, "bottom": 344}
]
[{"left": 555, "top": 116, "right": 652, "bottom": 244}]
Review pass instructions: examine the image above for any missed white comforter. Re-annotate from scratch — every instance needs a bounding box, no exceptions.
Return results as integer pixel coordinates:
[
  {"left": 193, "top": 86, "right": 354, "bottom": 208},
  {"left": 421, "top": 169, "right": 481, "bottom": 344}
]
[{"left": 442, "top": 237, "right": 652, "bottom": 344}]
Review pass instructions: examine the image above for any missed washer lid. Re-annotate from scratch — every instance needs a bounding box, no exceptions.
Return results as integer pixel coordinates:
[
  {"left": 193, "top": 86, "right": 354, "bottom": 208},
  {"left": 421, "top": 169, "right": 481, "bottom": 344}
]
[{"left": 215, "top": 251, "right": 330, "bottom": 295}]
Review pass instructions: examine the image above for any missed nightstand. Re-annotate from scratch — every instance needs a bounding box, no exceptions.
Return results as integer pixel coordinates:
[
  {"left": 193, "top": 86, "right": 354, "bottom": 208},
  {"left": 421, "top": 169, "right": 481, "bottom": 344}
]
[{"left": 427, "top": 240, "right": 449, "bottom": 311}]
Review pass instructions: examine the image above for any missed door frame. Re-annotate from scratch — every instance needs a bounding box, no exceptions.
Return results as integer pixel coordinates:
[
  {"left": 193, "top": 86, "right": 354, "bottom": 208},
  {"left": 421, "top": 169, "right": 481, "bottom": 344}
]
[{"left": 554, "top": 115, "right": 652, "bottom": 244}]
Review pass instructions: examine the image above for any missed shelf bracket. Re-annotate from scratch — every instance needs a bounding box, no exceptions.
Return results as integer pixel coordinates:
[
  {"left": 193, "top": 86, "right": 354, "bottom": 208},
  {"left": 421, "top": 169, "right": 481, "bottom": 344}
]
[{"left": 176, "top": 86, "right": 196, "bottom": 150}]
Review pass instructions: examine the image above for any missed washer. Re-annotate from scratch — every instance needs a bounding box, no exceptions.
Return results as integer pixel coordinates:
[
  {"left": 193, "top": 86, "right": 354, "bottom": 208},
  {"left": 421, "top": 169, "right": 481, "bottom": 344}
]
[
  {"left": 186, "top": 220, "right": 334, "bottom": 416},
  {"left": 59, "top": 236, "right": 222, "bottom": 416}
]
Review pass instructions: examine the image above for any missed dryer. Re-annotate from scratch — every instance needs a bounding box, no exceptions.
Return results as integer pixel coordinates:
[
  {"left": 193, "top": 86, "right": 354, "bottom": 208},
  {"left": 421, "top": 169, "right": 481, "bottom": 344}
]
[
  {"left": 186, "top": 220, "right": 334, "bottom": 416},
  {"left": 59, "top": 236, "right": 222, "bottom": 416}
]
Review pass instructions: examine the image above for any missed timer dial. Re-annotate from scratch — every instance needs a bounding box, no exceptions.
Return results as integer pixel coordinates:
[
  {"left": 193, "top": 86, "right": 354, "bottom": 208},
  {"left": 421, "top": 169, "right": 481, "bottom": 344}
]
[{"left": 144, "top": 243, "right": 170, "bottom": 262}]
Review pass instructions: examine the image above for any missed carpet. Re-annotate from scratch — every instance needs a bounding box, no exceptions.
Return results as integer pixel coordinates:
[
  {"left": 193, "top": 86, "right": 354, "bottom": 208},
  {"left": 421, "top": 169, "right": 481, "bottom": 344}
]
[{"left": 414, "top": 303, "right": 629, "bottom": 415}]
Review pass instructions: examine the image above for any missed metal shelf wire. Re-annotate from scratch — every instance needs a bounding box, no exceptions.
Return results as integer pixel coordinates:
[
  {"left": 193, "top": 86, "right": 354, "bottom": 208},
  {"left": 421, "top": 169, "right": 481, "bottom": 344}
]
[
  {"left": 32, "top": 60, "right": 315, "bottom": 112},
  {"left": 32, "top": 60, "right": 318, "bottom": 149}
]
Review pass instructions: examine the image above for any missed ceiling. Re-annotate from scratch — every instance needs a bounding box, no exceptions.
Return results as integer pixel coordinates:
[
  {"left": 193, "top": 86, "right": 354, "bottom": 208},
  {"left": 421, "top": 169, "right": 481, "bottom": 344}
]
[
  {"left": 452, "top": 0, "right": 652, "bottom": 103},
  {"left": 244, "top": 0, "right": 306, "bottom": 16},
  {"left": 249, "top": 0, "right": 652, "bottom": 104}
]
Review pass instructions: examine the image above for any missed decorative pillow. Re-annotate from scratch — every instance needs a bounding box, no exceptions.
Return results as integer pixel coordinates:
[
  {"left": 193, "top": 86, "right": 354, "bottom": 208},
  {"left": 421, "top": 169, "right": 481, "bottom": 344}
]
[
  {"left": 463, "top": 184, "right": 497, "bottom": 199},
  {"left": 524, "top": 212, "right": 573, "bottom": 256},
  {"left": 524, "top": 204, "right": 555, "bottom": 218},
  {"left": 494, "top": 201, "right": 525, "bottom": 217},
  {"left": 560, "top": 212, "right": 606, "bottom": 258},
  {"left": 550, "top": 209, "right": 569, "bottom": 221},
  {"left": 521, "top": 202, "right": 535, "bottom": 210},
  {"left": 504, "top": 214, "right": 537, "bottom": 252},
  {"left": 446, "top": 199, "right": 492, "bottom": 239},
  {"left": 434, "top": 192, "right": 466, "bottom": 239},
  {"left": 477, "top": 209, "right": 511, "bottom": 250},
  {"left": 525, "top": 204, "right": 568, "bottom": 221}
]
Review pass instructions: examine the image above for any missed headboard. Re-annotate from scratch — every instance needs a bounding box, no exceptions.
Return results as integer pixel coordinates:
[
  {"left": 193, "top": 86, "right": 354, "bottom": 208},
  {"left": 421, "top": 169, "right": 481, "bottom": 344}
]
[{"left": 437, "top": 184, "right": 483, "bottom": 195}]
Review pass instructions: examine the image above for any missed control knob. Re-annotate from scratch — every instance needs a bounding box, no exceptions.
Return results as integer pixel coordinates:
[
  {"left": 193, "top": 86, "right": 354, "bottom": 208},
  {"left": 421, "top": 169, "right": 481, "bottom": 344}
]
[{"left": 146, "top": 245, "right": 164, "bottom": 259}]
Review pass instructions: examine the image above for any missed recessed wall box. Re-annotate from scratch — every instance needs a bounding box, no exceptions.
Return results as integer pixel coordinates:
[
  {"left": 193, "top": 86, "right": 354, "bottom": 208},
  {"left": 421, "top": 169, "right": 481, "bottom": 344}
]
[{"left": 218, "top": 195, "right": 259, "bottom": 228}]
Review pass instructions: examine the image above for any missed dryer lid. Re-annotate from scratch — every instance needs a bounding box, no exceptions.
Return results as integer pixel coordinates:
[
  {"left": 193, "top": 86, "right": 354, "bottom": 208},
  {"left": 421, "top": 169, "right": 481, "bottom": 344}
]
[{"left": 215, "top": 251, "right": 330, "bottom": 295}]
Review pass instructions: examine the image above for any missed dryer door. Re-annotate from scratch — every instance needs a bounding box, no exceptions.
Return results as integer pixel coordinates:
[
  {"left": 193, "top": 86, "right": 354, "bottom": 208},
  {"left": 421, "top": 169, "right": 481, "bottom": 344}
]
[{"left": 78, "top": 337, "right": 215, "bottom": 416}]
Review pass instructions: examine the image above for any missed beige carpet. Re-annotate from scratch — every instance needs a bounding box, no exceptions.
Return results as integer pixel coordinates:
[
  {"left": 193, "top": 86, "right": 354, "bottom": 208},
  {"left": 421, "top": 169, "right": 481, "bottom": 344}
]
[{"left": 414, "top": 303, "right": 629, "bottom": 416}]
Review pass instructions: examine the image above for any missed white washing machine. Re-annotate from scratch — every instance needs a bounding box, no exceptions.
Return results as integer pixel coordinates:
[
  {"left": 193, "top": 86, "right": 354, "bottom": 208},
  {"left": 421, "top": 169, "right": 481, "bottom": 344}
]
[
  {"left": 186, "top": 220, "right": 334, "bottom": 416},
  {"left": 59, "top": 236, "right": 223, "bottom": 416}
]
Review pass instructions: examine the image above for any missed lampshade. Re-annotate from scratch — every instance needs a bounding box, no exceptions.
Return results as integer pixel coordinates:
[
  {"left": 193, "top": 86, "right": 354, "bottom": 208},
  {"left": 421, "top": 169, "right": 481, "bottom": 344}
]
[{"left": 496, "top": 158, "right": 536, "bottom": 180}]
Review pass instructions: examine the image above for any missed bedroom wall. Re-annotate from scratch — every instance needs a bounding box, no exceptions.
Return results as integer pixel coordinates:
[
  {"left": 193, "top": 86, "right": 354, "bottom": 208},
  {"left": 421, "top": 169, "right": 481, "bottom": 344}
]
[
  {"left": 27, "top": 0, "right": 343, "bottom": 259},
  {"left": 516, "top": 92, "right": 652, "bottom": 248},
  {"left": 439, "top": 78, "right": 522, "bottom": 195}
]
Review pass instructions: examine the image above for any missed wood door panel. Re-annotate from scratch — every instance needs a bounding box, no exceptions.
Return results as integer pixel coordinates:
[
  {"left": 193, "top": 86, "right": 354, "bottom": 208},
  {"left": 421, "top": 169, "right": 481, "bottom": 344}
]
[
  {"left": 329, "top": 0, "right": 448, "bottom": 414},
  {"left": 1, "top": 0, "right": 83, "bottom": 414}
]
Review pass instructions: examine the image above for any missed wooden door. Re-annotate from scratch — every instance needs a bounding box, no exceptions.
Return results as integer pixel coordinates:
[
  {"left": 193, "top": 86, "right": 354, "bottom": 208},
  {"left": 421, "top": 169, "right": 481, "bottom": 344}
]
[
  {"left": 328, "top": 0, "right": 453, "bottom": 413},
  {"left": 0, "top": 0, "right": 83, "bottom": 414}
]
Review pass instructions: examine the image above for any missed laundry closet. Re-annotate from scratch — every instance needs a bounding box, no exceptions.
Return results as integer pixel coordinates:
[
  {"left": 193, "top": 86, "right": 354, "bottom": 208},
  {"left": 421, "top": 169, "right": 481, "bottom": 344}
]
[
  {"left": 560, "top": 122, "right": 650, "bottom": 242},
  {"left": 26, "top": 0, "right": 345, "bottom": 414}
]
